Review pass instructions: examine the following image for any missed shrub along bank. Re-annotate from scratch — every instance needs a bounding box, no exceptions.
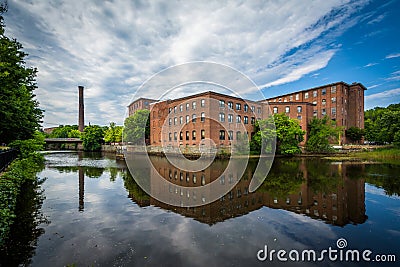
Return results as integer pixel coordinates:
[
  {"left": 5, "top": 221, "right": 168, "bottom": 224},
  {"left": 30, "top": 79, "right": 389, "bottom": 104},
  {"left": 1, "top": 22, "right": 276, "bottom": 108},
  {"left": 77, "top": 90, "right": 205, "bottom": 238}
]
[{"left": 0, "top": 134, "right": 44, "bottom": 247}]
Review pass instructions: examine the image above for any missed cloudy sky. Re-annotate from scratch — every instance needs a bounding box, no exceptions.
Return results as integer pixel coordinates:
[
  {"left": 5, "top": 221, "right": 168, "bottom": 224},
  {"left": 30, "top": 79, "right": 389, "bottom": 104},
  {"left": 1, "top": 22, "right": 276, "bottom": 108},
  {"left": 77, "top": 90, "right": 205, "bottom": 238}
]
[{"left": 3, "top": 0, "right": 400, "bottom": 127}]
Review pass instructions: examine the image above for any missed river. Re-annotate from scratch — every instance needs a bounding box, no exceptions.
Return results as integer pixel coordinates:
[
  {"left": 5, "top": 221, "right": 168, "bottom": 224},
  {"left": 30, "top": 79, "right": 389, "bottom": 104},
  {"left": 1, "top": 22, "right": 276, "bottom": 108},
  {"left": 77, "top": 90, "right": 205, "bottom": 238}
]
[{"left": 1, "top": 152, "right": 399, "bottom": 266}]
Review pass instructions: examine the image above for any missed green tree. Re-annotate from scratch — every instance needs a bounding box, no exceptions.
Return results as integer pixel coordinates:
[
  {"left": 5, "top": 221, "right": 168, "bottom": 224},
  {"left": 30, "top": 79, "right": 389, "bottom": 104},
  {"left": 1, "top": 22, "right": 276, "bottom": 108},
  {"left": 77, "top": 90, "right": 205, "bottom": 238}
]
[
  {"left": 104, "top": 122, "right": 123, "bottom": 144},
  {"left": 9, "top": 131, "right": 45, "bottom": 159},
  {"left": 67, "top": 129, "right": 81, "bottom": 138},
  {"left": 251, "top": 113, "right": 304, "bottom": 155},
  {"left": 81, "top": 125, "right": 104, "bottom": 151},
  {"left": 0, "top": 5, "right": 43, "bottom": 144},
  {"left": 345, "top": 126, "right": 364, "bottom": 143},
  {"left": 49, "top": 125, "right": 79, "bottom": 138},
  {"left": 123, "top": 109, "right": 150, "bottom": 144},
  {"left": 306, "top": 116, "right": 341, "bottom": 153}
]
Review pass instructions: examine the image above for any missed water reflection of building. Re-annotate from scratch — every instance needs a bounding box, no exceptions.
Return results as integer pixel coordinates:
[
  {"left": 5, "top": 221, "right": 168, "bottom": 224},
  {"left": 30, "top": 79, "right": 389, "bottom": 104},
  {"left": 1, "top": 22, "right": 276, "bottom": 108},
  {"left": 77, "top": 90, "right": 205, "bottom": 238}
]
[{"left": 127, "top": 157, "right": 367, "bottom": 226}]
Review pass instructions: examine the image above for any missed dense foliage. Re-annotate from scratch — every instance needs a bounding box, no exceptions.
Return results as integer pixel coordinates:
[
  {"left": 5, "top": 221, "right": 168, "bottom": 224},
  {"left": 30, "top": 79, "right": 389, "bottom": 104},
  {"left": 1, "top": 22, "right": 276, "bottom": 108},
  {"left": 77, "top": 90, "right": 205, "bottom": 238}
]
[
  {"left": 0, "top": 5, "right": 43, "bottom": 144},
  {"left": 0, "top": 132, "right": 45, "bottom": 247},
  {"left": 81, "top": 125, "right": 104, "bottom": 151},
  {"left": 123, "top": 109, "right": 150, "bottom": 144},
  {"left": 49, "top": 125, "right": 80, "bottom": 138},
  {"left": 305, "top": 116, "right": 341, "bottom": 153},
  {"left": 104, "top": 122, "right": 123, "bottom": 144},
  {"left": 364, "top": 103, "right": 400, "bottom": 146},
  {"left": 345, "top": 126, "right": 365, "bottom": 143},
  {"left": 251, "top": 113, "right": 304, "bottom": 155}
]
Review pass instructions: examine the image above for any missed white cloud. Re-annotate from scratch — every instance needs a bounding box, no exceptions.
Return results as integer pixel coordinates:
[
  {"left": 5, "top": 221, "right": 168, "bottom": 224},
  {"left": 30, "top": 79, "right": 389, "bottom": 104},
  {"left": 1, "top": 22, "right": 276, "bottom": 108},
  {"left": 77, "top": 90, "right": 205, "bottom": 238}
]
[
  {"left": 365, "top": 88, "right": 400, "bottom": 101},
  {"left": 364, "top": 62, "right": 378, "bottom": 67},
  {"left": 386, "top": 53, "right": 400, "bottom": 59},
  {"left": 4, "top": 0, "right": 370, "bottom": 127}
]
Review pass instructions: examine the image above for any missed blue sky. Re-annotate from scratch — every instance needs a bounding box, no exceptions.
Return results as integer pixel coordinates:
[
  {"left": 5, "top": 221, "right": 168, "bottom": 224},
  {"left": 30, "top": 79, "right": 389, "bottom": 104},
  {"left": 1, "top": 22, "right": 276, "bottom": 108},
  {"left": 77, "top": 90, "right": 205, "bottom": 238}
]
[{"left": 3, "top": 0, "right": 400, "bottom": 127}]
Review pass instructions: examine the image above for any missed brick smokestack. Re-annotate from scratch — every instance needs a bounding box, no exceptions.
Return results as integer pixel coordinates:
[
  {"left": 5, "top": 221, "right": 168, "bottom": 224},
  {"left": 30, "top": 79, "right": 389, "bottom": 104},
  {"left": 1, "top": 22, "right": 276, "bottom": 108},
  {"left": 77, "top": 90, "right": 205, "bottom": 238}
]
[{"left": 78, "top": 86, "right": 84, "bottom": 132}]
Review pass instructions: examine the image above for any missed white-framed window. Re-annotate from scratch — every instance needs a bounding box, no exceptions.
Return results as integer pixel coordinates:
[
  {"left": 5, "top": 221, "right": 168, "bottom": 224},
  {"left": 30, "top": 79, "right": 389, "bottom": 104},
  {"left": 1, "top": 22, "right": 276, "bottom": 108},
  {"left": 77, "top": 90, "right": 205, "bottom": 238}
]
[
  {"left": 192, "top": 101, "right": 196, "bottom": 110},
  {"left": 295, "top": 94, "right": 300, "bottom": 100},
  {"left": 236, "top": 115, "right": 241, "bottom": 123},
  {"left": 297, "top": 106, "right": 302, "bottom": 113},
  {"left": 305, "top": 92, "right": 309, "bottom": 99},
  {"left": 192, "top": 114, "right": 196, "bottom": 122},
  {"left": 313, "top": 91, "right": 317, "bottom": 97},
  {"left": 228, "top": 114, "right": 233, "bottom": 123},
  {"left": 285, "top": 106, "right": 290, "bottom": 113},
  {"left": 219, "top": 100, "right": 225, "bottom": 107},
  {"left": 201, "top": 112, "right": 205, "bottom": 122},
  {"left": 236, "top": 103, "right": 241, "bottom": 110},
  {"left": 219, "top": 113, "right": 225, "bottom": 122},
  {"left": 273, "top": 107, "right": 278, "bottom": 114},
  {"left": 201, "top": 99, "right": 205, "bottom": 107},
  {"left": 244, "top": 116, "right": 248, "bottom": 124}
]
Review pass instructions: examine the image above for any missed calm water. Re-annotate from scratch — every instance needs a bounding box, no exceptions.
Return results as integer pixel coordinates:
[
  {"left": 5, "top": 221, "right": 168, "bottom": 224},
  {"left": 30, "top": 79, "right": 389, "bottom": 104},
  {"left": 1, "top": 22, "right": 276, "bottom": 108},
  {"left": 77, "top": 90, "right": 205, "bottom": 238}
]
[{"left": 1, "top": 152, "right": 399, "bottom": 266}]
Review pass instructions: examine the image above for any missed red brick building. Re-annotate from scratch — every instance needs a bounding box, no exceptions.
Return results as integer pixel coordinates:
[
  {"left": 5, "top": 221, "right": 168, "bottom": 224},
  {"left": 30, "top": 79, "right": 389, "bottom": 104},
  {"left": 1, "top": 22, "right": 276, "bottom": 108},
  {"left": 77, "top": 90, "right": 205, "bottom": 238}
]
[{"left": 128, "top": 81, "right": 366, "bottom": 147}]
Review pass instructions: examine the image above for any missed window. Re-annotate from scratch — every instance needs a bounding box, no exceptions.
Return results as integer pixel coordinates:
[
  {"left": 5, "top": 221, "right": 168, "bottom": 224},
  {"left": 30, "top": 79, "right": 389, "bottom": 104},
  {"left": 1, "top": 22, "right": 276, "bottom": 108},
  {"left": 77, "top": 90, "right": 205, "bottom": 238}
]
[
  {"left": 168, "top": 118, "right": 172, "bottom": 126},
  {"left": 331, "top": 86, "right": 336, "bottom": 93},
  {"left": 174, "top": 106, "right": 177, "bottom": 113},
  {"left": 219, "top": 100, "right": 225, "bottom": 107},
  {"left": 236, "top": 115, "right": 241, "bottom": 123},
  {"left": 284, "top": 98, "right": 287, "bottom": 102},
  {"left": 322, "top": 88, "right": 326, "bottom": 95},
  {"left": 201, "top": 99, "right": 205, "bottom": 107},
  {"left": 168, "top": 107, "right": 172, "bottom": 113},
  {"left": 285, "top": 106, "right": 290, "bottom": 113},
  {"left": 228, "top": 130, "right": 233, "bottom": 140},
  {"left": 201, "top": 130, "right": 205, "bottom": 139},
  {"left": 251, "top": 106, "right": 255, "bottom": 112},
  {"left": 313, "top": 110, "right": 317, "bottom": 117},
  {"left": 180, "top": 131, "right": 183, "bottom": 141},
  {"left": 228, "top": 114, "right": 233, "bottom": 123},
  {"left": 168, "top": 133, "right": 172, "bottom": 141},
  {"left": 313, "top": 90, "right": 317, "bottom": 97},
  {"left": 297, "top": 115, "right": 302, "bottom": 120},
  {"left": 331, "top": 107, "right": 336, "bottom": 116},
  {"left": 244, "top": 116, "right": 248, "bottom": 124},
  {"left": 179, "top": 116, "right": 183, "bottom": 124},
  {"left": 219, "top": 130, "right": 225, "bottom": 140},
  {"left": 186, "top": 115, "right": 190, "bottom": 123},
  {"left": 244, "top": 104, "right": 248, "bottom": 112},
  {"left": 192, "top": 114, "right": 197, "bottom": 122},
  {"left": 186, "top": 131, "right": 189, "bottom": 140},
  {"left": 251, "top": 117, "right": 256, "bottom": 125},
  {"left": 192, "top": 130, "right": 196, "bottom": 140},
  {"left": 179, "top": 105, "right": 183, "bottom": 112},
  {"left": 297, "top": 106, "right": 302, "bottom": 113},
  {"left": 236, "top": 103, "right": 241, "bottom": 110},
  {"left": 219, "top": 113, "right": 225, "bottom": 122},
  {"left": 273, "top": 107, "right": 278, "bottom": 114},
  {"left": 201, "top": 112, "right": 205, "bottom": 122},
  {"left": 312, "top": 101, "right": 317, "bottom": 105},
  {"left": 228, "top": 101, "right": 233, "bottom": 109},
  {"left": 257, "top": 107, "right": 262, "bottom": 114},
  {"left": 192, "top": 101, "right": 196, "bottom": 110},
  {"left": 289, "top": 95, "right": 293, "bottom": 101},
  {"left": 322, "top": 109, "right": 326, "bottom": 116},
  {"left": 236, "top": 131, "right": 241, "bottom": 140},
  {"left": 331, "top": 97, "right": 336, "bottom": 103},
  {"left": 201, "top": 175, "right": 206, "bottom": 186},
  {"left": 322, "top": 99, "right": 326, "bottom": 106},
  {"left": 193, "top": 174, "right": 196, "bottom": 184},
  {"left": 186, "top": 103, "right": 190, "bottom": 111},
  {"left": 278, "top": 98, "right": 282, "bottom": 102},
  {"left": 305, "top": 92, "right": 309, "bottom": 99},
  {"left": 174, "top": 132, "right": 177, "bottom": 141},
  {"left": 295, "top": 94, "right": 300, "bottom": 100}
]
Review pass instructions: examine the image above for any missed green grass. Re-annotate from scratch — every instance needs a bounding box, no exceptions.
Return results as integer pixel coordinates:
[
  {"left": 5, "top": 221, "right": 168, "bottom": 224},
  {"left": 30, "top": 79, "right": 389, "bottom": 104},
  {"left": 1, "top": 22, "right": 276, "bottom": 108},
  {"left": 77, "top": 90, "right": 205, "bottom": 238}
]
[{"left": 349, "top": 147, "right": 400, "bottom": 164}]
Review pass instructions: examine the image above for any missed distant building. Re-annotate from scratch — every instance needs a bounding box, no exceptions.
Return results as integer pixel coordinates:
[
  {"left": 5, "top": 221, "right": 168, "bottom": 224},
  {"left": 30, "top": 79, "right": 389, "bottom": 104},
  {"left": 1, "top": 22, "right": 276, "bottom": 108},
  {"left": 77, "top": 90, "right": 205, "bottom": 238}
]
[
  {"left": 43, "top": 127, "right": 58, "bottom": 134},
  {"left": 128, "top": 98, "right": 157, "bottom": 116},
  {"left": 129, "top": 81, "right": 366, "bottom": 147}
]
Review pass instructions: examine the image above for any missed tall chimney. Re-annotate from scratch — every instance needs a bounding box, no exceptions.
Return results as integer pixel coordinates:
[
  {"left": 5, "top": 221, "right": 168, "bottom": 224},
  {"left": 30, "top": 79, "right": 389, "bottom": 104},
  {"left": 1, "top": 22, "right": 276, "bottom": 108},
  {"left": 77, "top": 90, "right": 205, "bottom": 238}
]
[{"left": 78, "top": 86, "right": 84, "bottom": 132}]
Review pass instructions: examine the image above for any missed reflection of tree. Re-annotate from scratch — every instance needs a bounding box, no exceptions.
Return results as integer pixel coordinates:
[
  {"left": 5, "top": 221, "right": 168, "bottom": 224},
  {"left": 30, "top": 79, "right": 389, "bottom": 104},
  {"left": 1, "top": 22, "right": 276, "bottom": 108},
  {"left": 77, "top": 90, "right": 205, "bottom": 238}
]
[
  {"left": 109, "top": 167, "right": 118, "bottom": 182},
  {"left": 0, "top": 178, "right": 48, "bottom": 266},
  {"left": 365, "top": 164, "right": 400, "bottom": 196},
  {"left": 259, "top": 159, "right": 304, "bottom": 197},
  {"left": 306, "top": 159, "right": 341, "bottom": 193},
  {"left": 122, "top": 171, "right": 150, "bottom": 202},
  {"left": 84, "top": 167, "right": 104, "bottom": 178}
]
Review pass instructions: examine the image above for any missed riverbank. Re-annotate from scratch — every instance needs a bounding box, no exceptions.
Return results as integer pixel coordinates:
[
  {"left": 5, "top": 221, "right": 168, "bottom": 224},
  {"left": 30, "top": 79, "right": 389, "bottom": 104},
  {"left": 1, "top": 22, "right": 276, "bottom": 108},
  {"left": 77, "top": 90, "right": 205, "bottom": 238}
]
[{"left": 0, "top": 153, "right": 44, "bottom": 246}]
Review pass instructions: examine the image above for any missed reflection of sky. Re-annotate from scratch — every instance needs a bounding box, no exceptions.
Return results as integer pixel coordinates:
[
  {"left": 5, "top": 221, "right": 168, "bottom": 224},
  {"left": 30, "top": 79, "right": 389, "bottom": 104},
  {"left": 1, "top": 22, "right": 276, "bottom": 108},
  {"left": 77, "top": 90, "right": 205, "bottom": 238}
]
[{"left": 30, "top": 156, "right": 400, "bottom": 266}]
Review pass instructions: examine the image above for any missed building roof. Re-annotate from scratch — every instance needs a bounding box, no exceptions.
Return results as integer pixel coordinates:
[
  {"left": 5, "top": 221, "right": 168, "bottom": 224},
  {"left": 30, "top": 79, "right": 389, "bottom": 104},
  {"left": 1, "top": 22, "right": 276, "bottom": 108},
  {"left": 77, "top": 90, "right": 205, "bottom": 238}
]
[
  {"left": 263, "top": 81, "right": 367, "bottom": 101},
  {"left": 127, "top": 97, "right": 157, "bottom": 107}
]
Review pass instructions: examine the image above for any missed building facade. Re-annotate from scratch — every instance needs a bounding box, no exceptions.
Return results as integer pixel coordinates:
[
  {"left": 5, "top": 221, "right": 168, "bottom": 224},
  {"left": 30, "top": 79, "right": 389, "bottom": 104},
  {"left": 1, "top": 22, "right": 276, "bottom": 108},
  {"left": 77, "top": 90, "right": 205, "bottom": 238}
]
[{"left": 128, "top": 81, "right": 366, "bottom": 147}]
